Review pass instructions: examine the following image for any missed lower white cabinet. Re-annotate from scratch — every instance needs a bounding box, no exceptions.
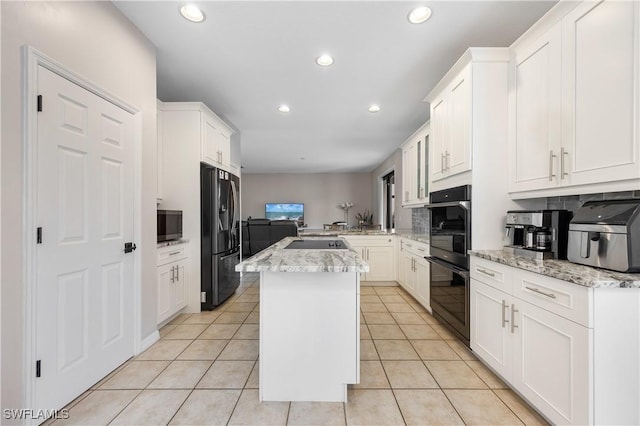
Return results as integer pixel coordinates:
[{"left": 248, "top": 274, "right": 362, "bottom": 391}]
[
  {"left": 470, "top": 256, "right": 639, "bottom": 425},
  {"left": 157, "top": 242, "right": 189, "bottom": 325},
  {"left": 398, "top": 238, "right": 431, "bottom": 311},
  {"left": 341, "top": 236, "right": 395, "bottom": 281}
]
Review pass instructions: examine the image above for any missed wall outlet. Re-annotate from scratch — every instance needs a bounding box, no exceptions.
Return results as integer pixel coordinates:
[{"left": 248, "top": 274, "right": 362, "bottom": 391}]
[{"left": 200, "top": 292, "right": 206, "bottom": 303}]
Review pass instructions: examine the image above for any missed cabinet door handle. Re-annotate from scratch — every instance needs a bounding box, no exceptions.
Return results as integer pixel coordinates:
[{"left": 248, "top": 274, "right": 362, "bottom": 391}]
[
  {"left": 561, "top": 147, "right": 569, "bottom": 179},
  {"left": 441, "top": 153, "right": 445, "bottom": 172},
  {"left": 501, "top": 299, "right": 509, "bottom": 328},
  {"left": 510, "top": 304, "right": 519, "bottom": 333},
  {"left": 420, "top": 187, "right": 425, "bottom": 199},
  {"left": 176, "top": 266, "right": 180, "bottom": 281},
  {"left": 549, "top": 150, "right": 556, "bottom": 181},
  {"left": 417, "top": 248, "right": 425, "bottom": 252},
  {"left": 525, "top": 286, "right": 557, "bottom": 299},
  {"left": 366, "top": 249, "right": 369, "bottom": 260},
  {"left": 477, "top": 267, "right": 495, "bottom": 277},
  {"left": 170, "top": 266, "right": 175, "bottom": 283},
  {"left": 169, "top": 251, "right": 181, "bottom": 256},
  {"left": 445, "top": 151, "right": 450, "bottom": 171}
]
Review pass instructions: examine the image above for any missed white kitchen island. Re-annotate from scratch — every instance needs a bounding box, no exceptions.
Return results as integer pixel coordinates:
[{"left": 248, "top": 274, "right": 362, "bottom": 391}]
[{"left": 235, "top": 237, "right": 368, "bottom": 402}]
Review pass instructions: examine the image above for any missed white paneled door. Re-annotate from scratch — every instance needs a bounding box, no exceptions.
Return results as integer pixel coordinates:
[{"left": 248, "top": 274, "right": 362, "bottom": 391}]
[{"left": 35, "top": 66, "right": 135, "bottom": 411}]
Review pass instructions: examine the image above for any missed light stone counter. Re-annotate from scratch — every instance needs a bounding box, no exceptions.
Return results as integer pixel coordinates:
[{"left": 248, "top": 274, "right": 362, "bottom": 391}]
[
  {"left": 236, "top": 236, "right": 369, "bottom": 273},
  {"left": 469, "top": 249, "right": 640, "bottom": 288},
  {"left": 298, "top": 229, "right": 430, "bottom": 244}
]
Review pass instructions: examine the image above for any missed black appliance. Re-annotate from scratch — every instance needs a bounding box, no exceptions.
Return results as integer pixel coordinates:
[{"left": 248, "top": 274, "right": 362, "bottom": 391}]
[
  {"left": 157, "top": 210, "right": 183, "bottom": 242},
  {"left": 505, "top": 210, "right": 572, "bottom": 260},
  {"left": 201, "top": 163, "right": 241, "bottom": 309},
  {"left": 426, "top": 185, "right": 471, "bottom": 346}
]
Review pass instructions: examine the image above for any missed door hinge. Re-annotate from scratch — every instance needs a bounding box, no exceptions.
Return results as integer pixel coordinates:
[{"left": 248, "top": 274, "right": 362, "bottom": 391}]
[
  {"left": 37, "top": 95, "right": 43, "bottom": 112},
  {"left": 37, "top": 227, "right": 42, "bottom": 244},
  {"left": 36, "top": 360, "right": 41, "bottom": 378}
]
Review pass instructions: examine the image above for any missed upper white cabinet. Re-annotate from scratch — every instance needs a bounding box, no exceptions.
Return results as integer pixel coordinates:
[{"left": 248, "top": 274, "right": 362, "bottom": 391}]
[
  {"left": 428, "top": 64, "right": 472, "bottom": 182},
  {"left": 508, "top": 23, "right": 562, "bottom": 192},
  {"left": 509, "top": 0, "right": 640, "bottom": 197},
  {"left": 160, "top": 102, "right": 234, "bottom": 172},
  {"left": 202, "top": 109, "right": 232, "bottom": 169},
  {"left": 401, "top": 122, "right": 429, "bottom": 207}
]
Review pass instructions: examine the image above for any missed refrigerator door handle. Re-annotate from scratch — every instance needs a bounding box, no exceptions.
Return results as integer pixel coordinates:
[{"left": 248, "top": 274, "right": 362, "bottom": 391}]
[{"left": 230, "top": 179, "right": 238, "bottom": 238}]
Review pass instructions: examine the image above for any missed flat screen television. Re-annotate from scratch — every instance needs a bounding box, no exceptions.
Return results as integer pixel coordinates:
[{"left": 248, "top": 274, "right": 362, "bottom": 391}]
[
  {"left": 265, "top": 203, "right": 304, "bottom": 225},
  {"left": 157, "top": 210, "right": 183, "bottom": 242}
]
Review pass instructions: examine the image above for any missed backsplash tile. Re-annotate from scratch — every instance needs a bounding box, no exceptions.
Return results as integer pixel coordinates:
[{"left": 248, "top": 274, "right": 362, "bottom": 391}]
[
  {"left": 547, "top": 190, "right": 640, "bottom": 213},
  {"left": 411, "top": 207, "right": 430, "bottom": 234}
]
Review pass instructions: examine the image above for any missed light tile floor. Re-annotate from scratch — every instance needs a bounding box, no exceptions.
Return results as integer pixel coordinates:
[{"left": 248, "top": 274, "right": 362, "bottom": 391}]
[{"left": 52, "top": 273, "right": 548, "bottom": 425}]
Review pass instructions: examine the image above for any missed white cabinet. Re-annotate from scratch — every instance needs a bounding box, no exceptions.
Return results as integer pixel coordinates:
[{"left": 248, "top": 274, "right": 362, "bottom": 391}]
[
  {"left": 509, "top": 0, "right": 640, "bottom": 197},
  {"left": 508, "top": 22, "right": 562, "bottom": 193},
  {"left": 157, "top": 100, "right": 164, "bottom": 200},
  {"left": 341, "top": 236, "right": 395, "bottom": 282},
  {"left": 428, "top": 64, "right": 472, "bottom": 182},
  {"left": 157, "top": 242, "right": 190, "bottom": 325},
  {"left": 160, "top": 102, "right": 234, "bottom": 172},
  {"left": 470, "top": 256, "right": 639, "bottom": 425},
  {"left": 202, "top": 109, "right": 232, "bottom": 169},
  {"left": 401, "top": 122, "right": 429, "bottom": 207},
  {"left": 398, "top": 238, "right": 430, "bottom": 310}
]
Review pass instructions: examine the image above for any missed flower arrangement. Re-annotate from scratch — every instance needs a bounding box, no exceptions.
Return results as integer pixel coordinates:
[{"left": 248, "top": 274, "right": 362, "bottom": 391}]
[
  {"left": 338, "top": 202, "right": 353, "bottom": 225},
  {"left": 355, "top": 209, "right": 373, "bottom": 226}
]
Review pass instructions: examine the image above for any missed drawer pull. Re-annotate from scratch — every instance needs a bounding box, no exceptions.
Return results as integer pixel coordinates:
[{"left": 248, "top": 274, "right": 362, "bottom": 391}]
[
  {"left": 501, "top": 300, "right": 509, "bottom": 328},
  {"left": 417, "top": 247, "right": 425, "bottom": 252},
  {"left": 525, "top": 286, "right": 557, "bottom": 299},
  {"left": 169, "top": 251, "right": 181, "bottom": 256},
  {"left": 511, "top": 304, "right": 519, "bottom": 334},
  {"left": 477, "top": 267, "right": 495, "bottom": 277}
]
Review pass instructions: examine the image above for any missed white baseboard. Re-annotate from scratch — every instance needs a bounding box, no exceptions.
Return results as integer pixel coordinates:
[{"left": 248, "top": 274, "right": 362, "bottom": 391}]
[{"left": 138, "top": 330, "right": 159, "bottom": 355}]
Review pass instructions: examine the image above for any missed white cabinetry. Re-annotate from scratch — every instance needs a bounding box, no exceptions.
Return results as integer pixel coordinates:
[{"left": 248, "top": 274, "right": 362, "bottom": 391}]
[
  {"left": 509, "top": 0, "right": 640, "bottom": 197},
  {"left": 470, "top": 256, "right": 639, "bottom": 425},
  {"left": 398, "top": 238, "right": 430, "bottom": 310},
  {"left": 160, "top": 102, "right": 234, "bottom": 172},
  {"left": 428, "top": 64, "right": 472, "bottom": 182},
  {"left": 341, "top": 236, "right": 395, "bottom": 282},
  {"left": 401, "top": 122, "right": 429, "bottom": 207},
  {"left": 157, "top": 242, "right": 189, "bottom": 325}
]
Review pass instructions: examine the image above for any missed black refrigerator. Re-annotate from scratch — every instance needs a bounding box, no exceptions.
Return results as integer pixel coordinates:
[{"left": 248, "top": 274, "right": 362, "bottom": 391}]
[{"left": 201, "top": 162, "right": 241, "bottom": 309}]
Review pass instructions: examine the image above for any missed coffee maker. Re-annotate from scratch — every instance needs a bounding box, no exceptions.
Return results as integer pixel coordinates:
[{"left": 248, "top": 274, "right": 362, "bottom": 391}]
[{"left": 504, "top": 210, "right": 572, "bottom": 260}]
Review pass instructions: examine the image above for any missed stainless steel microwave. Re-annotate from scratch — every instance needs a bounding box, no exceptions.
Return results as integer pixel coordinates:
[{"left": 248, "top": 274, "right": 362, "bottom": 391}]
[{"left": 157, "top": 210, "right": 182, "bottom": 242}]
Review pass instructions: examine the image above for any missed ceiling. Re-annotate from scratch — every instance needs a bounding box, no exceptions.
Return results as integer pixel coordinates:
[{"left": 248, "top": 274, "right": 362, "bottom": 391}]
[{"left": 114, "top": 1, "right": 556, "bottom": 174}]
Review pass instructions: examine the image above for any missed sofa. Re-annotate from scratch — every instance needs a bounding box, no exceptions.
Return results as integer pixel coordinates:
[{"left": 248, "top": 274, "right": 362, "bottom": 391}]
[{"left": 242, "top": 218, "right": 298, "bottom": 257}]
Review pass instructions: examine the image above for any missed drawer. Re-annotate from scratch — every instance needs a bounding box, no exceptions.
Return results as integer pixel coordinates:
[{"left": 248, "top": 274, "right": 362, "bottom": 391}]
[
  {"left": 470, "top": 257, "right": 512, "bottom": 294},
  {"left": 157, "top": 242, "right": 188, "bottom": 265},
  {"left": 512, "top": 268, "right": 592, "bottom": 328},
  {"left": 401, "top": 238, "right": 429, "bottom": 257}
]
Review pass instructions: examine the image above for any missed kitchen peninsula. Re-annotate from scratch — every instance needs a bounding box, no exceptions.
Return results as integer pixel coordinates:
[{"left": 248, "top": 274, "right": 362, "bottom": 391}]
[{"left": 235, "top": 237, "right": 368, "bottom": 402}]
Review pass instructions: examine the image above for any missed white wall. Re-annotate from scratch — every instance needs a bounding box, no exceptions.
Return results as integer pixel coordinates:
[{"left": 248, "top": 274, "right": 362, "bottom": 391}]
[
  {"left": 1, "top": 1, "right": 157, "bottom": 414},
  {"left": 242, "top": 173, "right": 372, "bottom": 228},
  {"left": 370, "top": 149, "right": 413, "bottom": 231}
]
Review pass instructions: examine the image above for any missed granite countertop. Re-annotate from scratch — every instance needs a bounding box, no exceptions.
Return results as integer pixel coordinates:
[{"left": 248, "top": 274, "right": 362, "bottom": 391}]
[
  {"left": 469, "top": 250, "right": 640, "bottom": 288},
  {"left": 299, "top": 229, "right": 430, "bottom": 244},
  {"left": 157, "top": 239, "right": 189, "bottom": 248},
  {"left": 236, "top": 236, "right": 370, "bottom": 273}
]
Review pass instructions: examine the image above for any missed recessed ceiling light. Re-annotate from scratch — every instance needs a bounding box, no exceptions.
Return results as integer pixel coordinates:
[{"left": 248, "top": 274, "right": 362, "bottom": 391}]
[
  {"left": 408, "top": 6, "right": 432, "bottom": 24},
  {"left": 278, "top": 105, "right": 290, "bottom": 113},
  {"left": 180, "top": 4, "right": 205, "bottom": 23},
  {"left": 316, "top": 54, "right": 334, "bottom": 67},
  {"left": 368, "top": 104, "right": 381, "bottom": 113}
]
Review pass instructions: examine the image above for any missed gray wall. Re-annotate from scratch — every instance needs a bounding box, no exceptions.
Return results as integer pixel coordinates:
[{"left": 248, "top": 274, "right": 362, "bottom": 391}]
[
  {"left": 369, "top": 148, "right": 413, "bottom": 231},
  {"left": 1, "top": 1, "right": 157, "bottom": 412},
  {"left": 546, "top": 190, "right": 640, "bottom": 211},
  {"left": 242, "top": 173, "right": 372, "bottom": 229}
]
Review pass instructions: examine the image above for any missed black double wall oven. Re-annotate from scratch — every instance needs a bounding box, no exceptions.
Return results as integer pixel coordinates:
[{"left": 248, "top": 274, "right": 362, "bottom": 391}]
[{"left": 426, "top": 185, "right": 471, "bottom": 346}]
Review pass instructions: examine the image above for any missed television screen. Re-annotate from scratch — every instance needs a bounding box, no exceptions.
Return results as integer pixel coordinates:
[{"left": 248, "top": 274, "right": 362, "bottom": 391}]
[{"left": 265, "top": 203, "right": 304, "bottom": 224}]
